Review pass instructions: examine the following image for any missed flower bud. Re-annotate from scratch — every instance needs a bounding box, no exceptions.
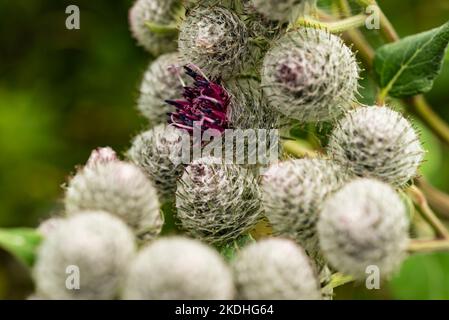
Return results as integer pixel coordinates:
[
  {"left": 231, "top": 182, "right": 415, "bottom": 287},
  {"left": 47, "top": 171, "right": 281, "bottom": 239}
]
[
  {"left": 225, "top": 78, "right": 282, "bottom": 130},
  {"left": 178, "top": 7, "right": 249, "bottom": 79},
  {"left": 128, "top": 124, "right": 186, "bottom": 202},
  {"left": 34, "top": 211, "right": 135, "bottom": 299},
  {"left": 138, "top": 53, "right": 188, "bottom": 126},
  {"left": 176, "top": 157, "right": 263, "bottom": 244},
  {"left": 262, "top": 158, "right": 348, "bottom": 259},
  {"left": 232, "top": 238, "right": 321, "bottom": 299},
  {"left": 129, "top": 0, "right": 179, "bottom": 55},
  {"left": 327, "top": 106, "right": 424, "bottom": 186},
  {"left": 123, "top": 236, "right": 234, "bottom": 299},
  {"left": 85, "top": 147, "right": 118, "bottom": 167},
  {"left": 37, "top": 217, "right": 64, "bottom": 237},
  {"left": 318, "top": 178, "right": 410, "bottom": 279},
  {"left": 65, "top": 159, "right": 162, "bottom": 241},
  {"left": 261, "top": 28, "right": 359, "bottom": 122}
]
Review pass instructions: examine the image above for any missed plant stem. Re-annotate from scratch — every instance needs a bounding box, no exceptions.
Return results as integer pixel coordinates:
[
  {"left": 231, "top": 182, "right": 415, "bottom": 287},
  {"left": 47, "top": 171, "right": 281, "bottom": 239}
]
[
  {"left": 354, "top": 0, "right": 399, "bottom": 42},
  {"left": 344, "top": 29, "right": 375, "bottom": 69},
  {"left": 145, "top": 22, "right": 179, "bottom": 36},
  {"left": 336, "top": 0, "right": 351, "bottom": 15},
  {"left": 416, "top": 177, "right": 449, "bottom": 220},
  {"left": 368, "top": 1, "right": 399, "bottom": 42},
  {"left": 295, "top": 14, "right": 368, "bottom": 33},
  {"left": 405, "top": 95, "right": 449, "bottom": 146},
  {"left": 408, "top": 185, "right": 449, "bottom": 240},
  {"left": 408, "top": 239, "right": 449, "bottom": 253},
  {"left": 338, "top": 1, "right": 449, "bottom": 146},
  {"left": 326, "top": 2, "right": 375, "bottom": 68},
  {"left": 332, "top": 0, "right": 449, "bottom": 255}
]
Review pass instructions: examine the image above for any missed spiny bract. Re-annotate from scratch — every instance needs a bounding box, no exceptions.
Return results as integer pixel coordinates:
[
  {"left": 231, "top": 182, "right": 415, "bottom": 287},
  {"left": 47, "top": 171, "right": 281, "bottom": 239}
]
[
  {"left": 137, "top": 52, "right": 188, "bottom": 125},
  {"left": 224, "top": 78, "right": 283, "bottom": 171},
  {"left": 261, "top": 27, "right": 359, "bottom": 122},
  {"left": 123, "top": 236, "right": 235, "bottom": 299},
  {"left": 225, "top": 77, "right": 282, "bottom": 130},
  {"left": 178, "top": 6, "right": 249, "bottom": 79},
  {"left": 65, "top": 156, "right": 162, "bottom": 241},
  {"left": 86, "top": 147, "right": 118, "bottom": 167},
  {"left": 128, "top": 124, "right": 186, "bottom": 202},
  {"left": 327, "top": 106, "right": 424, "bottom": 187},
  {"left": 129, "top": 0, "right": 180, "bottom": 55},
  {"left": 318, "top": 178, "right": 410, "bottom": 279},
  {"left": 176, "top": 157, "right": 263, "bottom": 244},
  {"left": 262, "top": 158, "right": 348, "bottom": 260},
  {"left": 232, "top": 238, "right": 321, "bottom": 300},
  {"left": 34, "top": 211, "right": 135, "bottom": 300}
]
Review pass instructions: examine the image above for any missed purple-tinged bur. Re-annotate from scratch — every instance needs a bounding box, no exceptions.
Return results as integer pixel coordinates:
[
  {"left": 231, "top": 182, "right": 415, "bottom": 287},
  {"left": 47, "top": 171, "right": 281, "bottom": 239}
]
[
  {"left": 166, "top": 66, "right": 230, "bottom": 135},
  {"left": 86, "top": 147, "right": 118, "bottom": 167}
]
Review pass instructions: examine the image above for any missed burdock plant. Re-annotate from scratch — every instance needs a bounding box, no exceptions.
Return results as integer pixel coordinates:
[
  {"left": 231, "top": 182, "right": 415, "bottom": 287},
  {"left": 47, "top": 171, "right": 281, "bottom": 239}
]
[
  {"left": 137, "top": 52, "right": 188, "bottom": 126},
  {"left": 123, "top": 237, "right": 235, "bottom": 299},
  {"left": 166, "top": 65, "right": 231, "bottom": 135},
  {"left": 318, "top": 179, "right": 410, "bottom": 279},
  {"left": 4, "top": 0, "right": 449, "bottom": 301},
  {"left": 176, "top": 157, "right": 263, "bottom": 244},
  {"left": 178, "top": 6, "right": 249, "bottom": 79},
  {"left": 327, "top": 106, "right": 424, "bottom": 187},
  {"left": 261, "top": 27, "right": 359, "bottom": 122},
  {"left": 262, "top": 158, "right": 349, "bottom": 264},
  {"left": 64, "top": 148, "right": 163, "bottom": 241}
]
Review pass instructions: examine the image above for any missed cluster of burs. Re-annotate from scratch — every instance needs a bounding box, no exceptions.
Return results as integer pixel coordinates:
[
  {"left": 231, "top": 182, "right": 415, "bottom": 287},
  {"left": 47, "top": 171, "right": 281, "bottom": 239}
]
[{"left": 32, "top": 0, "right": 425, "bottom": 300}]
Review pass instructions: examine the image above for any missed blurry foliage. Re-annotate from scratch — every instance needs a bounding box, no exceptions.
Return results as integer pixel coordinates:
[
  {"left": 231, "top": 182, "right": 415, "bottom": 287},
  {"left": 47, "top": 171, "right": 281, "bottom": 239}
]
[
  {"left": 0, "top": 0, "right": 148, "bottom": 228},
  {"left": 0, "top": 0, "right": 449, "bottom": 299},
  {"left": 0, "top": 0, "right": 150, "bottom": 298},
  {"left": 390, "top": 252, "right": 449, "bottom": 299}
]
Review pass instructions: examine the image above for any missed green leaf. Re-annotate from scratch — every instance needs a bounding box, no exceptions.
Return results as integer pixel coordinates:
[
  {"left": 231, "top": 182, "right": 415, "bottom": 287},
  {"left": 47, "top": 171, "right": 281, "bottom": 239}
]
[
  {"left": 0, "top": 228, "right": 43, "bottom": 267},
  {"left": 389, "top": 252, "right": 449, "bottom": 299},
  {"left": 374, "top": 21, "right": 449, "bottom": 98},
  {"left": 218, "top": 234, "right": 255, "bottom": 261}
]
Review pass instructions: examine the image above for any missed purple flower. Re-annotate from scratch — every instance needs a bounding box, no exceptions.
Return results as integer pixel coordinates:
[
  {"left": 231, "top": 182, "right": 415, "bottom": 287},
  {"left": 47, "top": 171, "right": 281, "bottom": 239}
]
[{"left": 166, "top": 66, "right": 230, "bottom": 135}]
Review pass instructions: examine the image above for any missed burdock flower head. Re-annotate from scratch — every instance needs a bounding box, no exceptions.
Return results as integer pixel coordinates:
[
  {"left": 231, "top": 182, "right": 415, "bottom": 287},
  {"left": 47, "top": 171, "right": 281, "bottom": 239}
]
[{"left": 166, "top": 65, "right": 230, "bottom": 135}]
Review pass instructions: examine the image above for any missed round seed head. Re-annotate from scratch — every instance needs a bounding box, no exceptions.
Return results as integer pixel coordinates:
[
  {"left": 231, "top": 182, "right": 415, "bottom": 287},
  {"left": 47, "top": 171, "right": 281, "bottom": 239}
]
[
  {"left": 178, "top": 7, "right": 249, "bottom": 79},
  {"left": 327, "top": 106, "right": 424, "bottom": 187},
  {"left": 232, "top": 238, "right": 321, "bottom": 299},
  {"left": 123, "top": 236, "right": 234, "bottom": 299},
  {"left": 262, "top": 158, "right": 348, "bottom": 259},
  {"left": 129, "top": 0, "right": 179, "bottom": 55},
  {"left": 261, "top": 28, "right": 359, "bottom": 122},
  {"left": 318, "top": 178, "right": 410, "bottom": 279},
  {"left": 65, "top": 159, "right": 162, "bottom": 241},
  {"left": 128, "top": 124, "right": 187, "bottom": 202},
  {"left": 34, "top": 211, "right": 136, "bottom": 300},
  {"left": 176, "top": 157, "right": 263, "bottom": 244},
  {"left": 138, "top": 53, "right": 188, "bottom": 126}
]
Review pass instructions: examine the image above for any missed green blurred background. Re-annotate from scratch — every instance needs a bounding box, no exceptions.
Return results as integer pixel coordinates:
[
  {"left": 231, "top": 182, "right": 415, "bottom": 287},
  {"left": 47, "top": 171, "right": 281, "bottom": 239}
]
[{"left": 0, "top": 0, "right": 448, "bottom": 299}]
